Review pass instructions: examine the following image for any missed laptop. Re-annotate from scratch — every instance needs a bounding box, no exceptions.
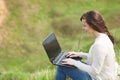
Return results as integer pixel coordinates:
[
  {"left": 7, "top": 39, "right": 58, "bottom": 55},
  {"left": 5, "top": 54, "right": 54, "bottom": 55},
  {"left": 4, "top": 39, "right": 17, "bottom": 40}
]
[{"left": 42, "top": 32, "right": 82, "bottom": 67}]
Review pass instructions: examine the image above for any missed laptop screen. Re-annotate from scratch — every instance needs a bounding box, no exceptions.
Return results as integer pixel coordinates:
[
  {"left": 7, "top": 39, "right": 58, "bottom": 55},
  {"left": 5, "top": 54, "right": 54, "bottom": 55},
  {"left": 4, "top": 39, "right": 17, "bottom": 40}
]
[{"left": 42, "top": 33, "right": 61, "bottom": 62}]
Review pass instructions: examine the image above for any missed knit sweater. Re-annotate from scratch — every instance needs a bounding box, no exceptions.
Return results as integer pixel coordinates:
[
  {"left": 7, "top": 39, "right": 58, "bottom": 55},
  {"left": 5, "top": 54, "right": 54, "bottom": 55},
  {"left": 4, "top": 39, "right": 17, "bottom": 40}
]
[{"left": 74, "top": 33, "right": 117, "bottom": 80}]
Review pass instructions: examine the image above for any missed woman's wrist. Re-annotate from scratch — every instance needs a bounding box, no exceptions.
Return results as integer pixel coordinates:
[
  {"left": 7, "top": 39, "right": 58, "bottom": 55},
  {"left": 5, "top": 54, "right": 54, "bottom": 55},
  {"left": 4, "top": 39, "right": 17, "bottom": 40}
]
[
  {"left": 74, "top": 60, "right": 82, "bottom": 67},
  {"left": 78, "top": 52, "right": 84, "bottom": 57},
  {"left": 78, "top": 52, "right": 88, "bottom": 59}
]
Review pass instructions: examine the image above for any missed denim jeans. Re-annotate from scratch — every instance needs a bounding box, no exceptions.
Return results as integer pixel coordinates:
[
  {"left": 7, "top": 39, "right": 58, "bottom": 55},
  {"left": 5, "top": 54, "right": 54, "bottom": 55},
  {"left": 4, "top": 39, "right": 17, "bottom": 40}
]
[{"left": 56, "top": 65, "right": 92, "bottom": 80}]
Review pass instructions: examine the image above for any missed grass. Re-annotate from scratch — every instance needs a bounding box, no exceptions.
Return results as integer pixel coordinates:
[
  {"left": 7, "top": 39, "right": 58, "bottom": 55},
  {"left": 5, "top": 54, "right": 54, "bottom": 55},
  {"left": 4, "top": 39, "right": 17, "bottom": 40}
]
[
  {"left": 0, "top": 0, "right": 120, "bottom": 80},
  {"left": 0, "top": 68, "right": 55, "bottom": 80}
]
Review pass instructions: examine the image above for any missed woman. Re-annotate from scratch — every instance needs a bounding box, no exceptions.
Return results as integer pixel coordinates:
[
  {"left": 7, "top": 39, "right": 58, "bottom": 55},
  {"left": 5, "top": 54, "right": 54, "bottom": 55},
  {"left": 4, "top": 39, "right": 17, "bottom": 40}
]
[{"left": 56, "top": 10, "right": 117, "bottom": 80}]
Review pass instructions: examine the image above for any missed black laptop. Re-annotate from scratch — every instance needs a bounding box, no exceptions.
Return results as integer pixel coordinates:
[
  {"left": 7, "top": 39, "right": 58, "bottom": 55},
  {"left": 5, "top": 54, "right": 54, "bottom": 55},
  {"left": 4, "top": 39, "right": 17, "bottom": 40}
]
[{"left": 42, "top": 32, "right": 81, "bottom": 67}]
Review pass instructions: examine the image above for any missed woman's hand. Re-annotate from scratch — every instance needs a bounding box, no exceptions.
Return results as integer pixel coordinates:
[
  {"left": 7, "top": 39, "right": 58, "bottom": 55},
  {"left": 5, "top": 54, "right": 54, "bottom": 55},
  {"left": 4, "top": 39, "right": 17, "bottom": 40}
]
[
  {"left": 62, "top": 58, "right": 77, "bottom": 66},
  {"left": 66, "top": 52, "right": 80, "bottom": 58}
]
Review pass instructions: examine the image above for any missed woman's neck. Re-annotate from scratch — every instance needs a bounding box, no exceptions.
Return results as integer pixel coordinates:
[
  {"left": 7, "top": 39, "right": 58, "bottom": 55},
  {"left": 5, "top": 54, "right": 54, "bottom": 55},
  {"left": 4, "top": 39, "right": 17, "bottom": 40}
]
[{"left": 93, "top": 31, "right": 101, "bottom": 38}]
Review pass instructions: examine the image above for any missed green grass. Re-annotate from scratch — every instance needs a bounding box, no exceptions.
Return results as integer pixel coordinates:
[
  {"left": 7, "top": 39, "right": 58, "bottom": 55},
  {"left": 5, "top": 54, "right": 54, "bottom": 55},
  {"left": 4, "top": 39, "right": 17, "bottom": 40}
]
[
  {"left": 0, "top": 0, "right": 120, "bottom": 79},
  {"left": 0, "top": 68, "right": 55, "bottom": 80}
]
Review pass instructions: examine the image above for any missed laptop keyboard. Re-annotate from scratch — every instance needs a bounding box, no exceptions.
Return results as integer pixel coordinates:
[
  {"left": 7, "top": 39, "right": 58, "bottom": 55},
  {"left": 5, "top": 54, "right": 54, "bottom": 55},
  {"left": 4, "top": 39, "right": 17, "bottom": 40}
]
[{"left": 53, "top": 52, "right": 66, "bottom": 65}]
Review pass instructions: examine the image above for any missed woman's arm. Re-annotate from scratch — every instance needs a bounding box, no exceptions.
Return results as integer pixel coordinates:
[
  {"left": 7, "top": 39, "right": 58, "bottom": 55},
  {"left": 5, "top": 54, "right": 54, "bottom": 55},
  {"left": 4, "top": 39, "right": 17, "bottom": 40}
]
[
  {"left": 79, "top": 52, "right": 88, "bottom": 59},
  {"left": 74, "top": 44, "right": 107, "bottom": 77},
  {"left": 66, "top": 52, "right": 88, "bottom": 59}
]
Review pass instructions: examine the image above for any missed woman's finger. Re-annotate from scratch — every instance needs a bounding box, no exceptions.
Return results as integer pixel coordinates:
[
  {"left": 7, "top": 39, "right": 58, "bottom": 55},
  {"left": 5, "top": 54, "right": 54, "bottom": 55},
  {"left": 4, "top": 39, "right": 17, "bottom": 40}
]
[
  {"left": 62, "top": 59, "right": 68, "bottom": 64},
  {"left": 66, "top": 52, "right": 74, "bottom": 57}
]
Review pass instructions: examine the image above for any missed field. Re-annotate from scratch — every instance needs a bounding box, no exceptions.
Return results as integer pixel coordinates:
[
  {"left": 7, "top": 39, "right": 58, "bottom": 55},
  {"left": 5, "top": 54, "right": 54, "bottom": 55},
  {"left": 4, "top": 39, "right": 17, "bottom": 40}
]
[{"left": 0, "top": 0, "right": 120, "bottom": 80}]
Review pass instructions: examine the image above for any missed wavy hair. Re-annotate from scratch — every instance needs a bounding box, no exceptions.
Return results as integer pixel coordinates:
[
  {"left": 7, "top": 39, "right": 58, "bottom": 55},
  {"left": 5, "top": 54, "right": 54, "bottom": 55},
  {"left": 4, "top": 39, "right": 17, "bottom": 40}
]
[{"left": 80, "top": 10, "right": 114, "bottom": 44}]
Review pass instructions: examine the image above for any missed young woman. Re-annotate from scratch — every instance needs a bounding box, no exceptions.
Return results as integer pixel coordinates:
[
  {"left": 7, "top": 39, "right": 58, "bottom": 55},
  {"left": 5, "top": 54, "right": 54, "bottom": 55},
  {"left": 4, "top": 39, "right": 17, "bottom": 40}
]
[{"left": 56, "top": 10, "right": 117, "bottom": 80}]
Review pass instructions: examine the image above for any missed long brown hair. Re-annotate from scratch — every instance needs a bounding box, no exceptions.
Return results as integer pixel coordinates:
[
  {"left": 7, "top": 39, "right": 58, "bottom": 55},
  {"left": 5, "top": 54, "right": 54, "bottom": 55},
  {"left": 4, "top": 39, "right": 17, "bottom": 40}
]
[{"left": 80, "top": 10, "right": 114, "bottom": 44}]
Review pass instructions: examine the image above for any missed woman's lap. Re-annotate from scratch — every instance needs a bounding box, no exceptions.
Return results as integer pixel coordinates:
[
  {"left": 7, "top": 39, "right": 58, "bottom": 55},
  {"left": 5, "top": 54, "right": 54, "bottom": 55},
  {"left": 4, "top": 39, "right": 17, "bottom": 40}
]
[{"left": 56, "top": 65, "right": 92, "bottom": 80}]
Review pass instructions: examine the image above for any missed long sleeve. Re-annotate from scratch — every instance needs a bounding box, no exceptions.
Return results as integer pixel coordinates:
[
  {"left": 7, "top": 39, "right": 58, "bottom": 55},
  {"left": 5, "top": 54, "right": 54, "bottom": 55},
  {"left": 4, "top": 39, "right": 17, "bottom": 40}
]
[
  {"left": 74, "top": 44, "right": 107, "bottom": 78},
  {"left": 73, "top": 33, "right": 116, "bottom": 80},
  {"left": 79, "top": 52, "right": 88, "bottom": 59}
]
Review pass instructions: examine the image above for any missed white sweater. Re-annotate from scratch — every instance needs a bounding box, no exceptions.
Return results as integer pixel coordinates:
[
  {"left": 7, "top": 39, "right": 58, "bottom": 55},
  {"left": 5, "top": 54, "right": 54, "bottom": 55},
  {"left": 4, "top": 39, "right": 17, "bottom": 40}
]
[{"left": 74, "top": 33, "right": 117, "bottom": 80}]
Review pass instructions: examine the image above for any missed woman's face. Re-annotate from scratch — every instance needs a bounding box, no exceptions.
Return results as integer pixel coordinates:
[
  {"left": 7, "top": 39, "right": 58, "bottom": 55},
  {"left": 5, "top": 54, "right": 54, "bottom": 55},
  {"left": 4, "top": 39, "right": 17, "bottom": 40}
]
[{"left": 81, "top": 19, "right": 94, "bottom": 34}]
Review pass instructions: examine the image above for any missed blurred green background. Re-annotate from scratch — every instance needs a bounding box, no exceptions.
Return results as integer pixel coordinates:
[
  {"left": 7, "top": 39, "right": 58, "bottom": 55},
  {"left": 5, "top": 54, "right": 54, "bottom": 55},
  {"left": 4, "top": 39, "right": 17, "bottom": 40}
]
[{"left": 0, "top": 0, "right": 120, "bottom": 80}]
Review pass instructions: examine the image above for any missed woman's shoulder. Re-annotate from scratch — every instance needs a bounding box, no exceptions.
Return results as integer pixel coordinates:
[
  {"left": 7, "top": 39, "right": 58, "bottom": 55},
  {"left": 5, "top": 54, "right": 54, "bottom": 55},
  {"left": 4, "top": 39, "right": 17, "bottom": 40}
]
[
  {"left": 93, "top": 34, "right": 113, "bottom": 49},
  {"left": 95, "top": 34, "right": 112, "bottom": 44}
]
